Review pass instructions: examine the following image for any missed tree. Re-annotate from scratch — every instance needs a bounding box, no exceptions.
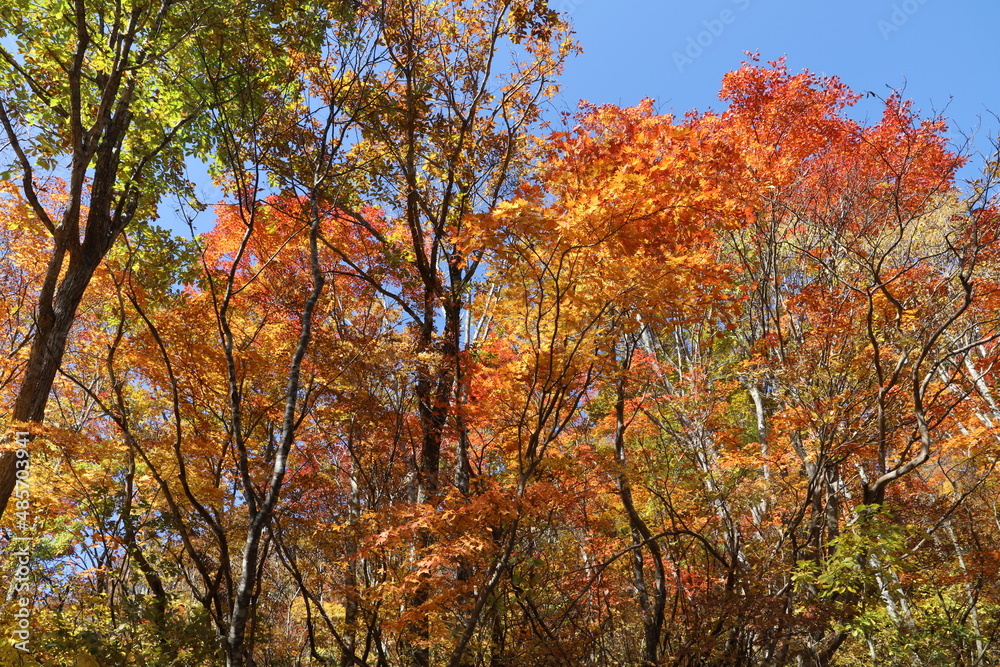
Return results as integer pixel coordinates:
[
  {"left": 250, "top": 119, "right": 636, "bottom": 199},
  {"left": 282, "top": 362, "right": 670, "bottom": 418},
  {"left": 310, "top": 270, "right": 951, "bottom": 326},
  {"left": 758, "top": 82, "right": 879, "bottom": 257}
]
[
  {"left": 0, "top": 0, "right": 336, "bottom": 521},
  {"left": 5, "top": 28, "right": 1000, "bottom": 665}
]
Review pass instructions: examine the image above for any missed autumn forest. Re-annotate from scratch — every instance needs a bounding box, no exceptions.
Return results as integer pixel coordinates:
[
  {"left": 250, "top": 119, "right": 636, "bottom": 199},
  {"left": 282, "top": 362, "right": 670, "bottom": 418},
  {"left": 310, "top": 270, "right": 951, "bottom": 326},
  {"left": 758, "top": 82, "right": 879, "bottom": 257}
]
[{"left": 0, "top": 1, "right": 999, "bottom": 666}]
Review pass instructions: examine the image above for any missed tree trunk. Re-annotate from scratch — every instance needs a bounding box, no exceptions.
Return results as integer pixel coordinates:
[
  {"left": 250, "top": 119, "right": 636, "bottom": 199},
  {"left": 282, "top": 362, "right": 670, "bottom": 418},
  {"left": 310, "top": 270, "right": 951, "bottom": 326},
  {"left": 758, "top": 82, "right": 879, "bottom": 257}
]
[{"left": 0, "top": 252, "right": 101, "bottom": 518}]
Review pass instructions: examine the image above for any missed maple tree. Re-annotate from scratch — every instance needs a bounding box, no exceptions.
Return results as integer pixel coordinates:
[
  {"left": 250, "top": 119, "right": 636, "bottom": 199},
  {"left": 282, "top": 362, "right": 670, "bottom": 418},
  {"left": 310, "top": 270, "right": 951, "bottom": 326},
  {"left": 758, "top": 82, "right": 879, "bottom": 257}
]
[
  {"left": 0, "top": 0, "right": 348, "bottom": 525},
  {"left": 1, "top": 5, "right": 1000, "bottom": 665}
]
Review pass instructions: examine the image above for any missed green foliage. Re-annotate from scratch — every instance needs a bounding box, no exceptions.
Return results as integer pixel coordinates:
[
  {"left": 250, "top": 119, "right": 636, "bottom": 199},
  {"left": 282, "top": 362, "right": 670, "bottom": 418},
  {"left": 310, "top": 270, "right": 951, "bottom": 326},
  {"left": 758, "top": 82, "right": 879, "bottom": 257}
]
[{"left": 794, "top": 505, "right": 908, "bottom": 600}]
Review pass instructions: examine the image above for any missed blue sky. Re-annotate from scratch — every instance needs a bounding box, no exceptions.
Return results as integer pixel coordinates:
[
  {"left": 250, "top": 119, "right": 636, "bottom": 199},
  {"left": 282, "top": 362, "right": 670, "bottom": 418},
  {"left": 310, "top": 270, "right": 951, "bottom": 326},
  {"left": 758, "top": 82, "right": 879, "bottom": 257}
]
[{"left": 551, "top": 0, "right": 1000, "bottom": 170}]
